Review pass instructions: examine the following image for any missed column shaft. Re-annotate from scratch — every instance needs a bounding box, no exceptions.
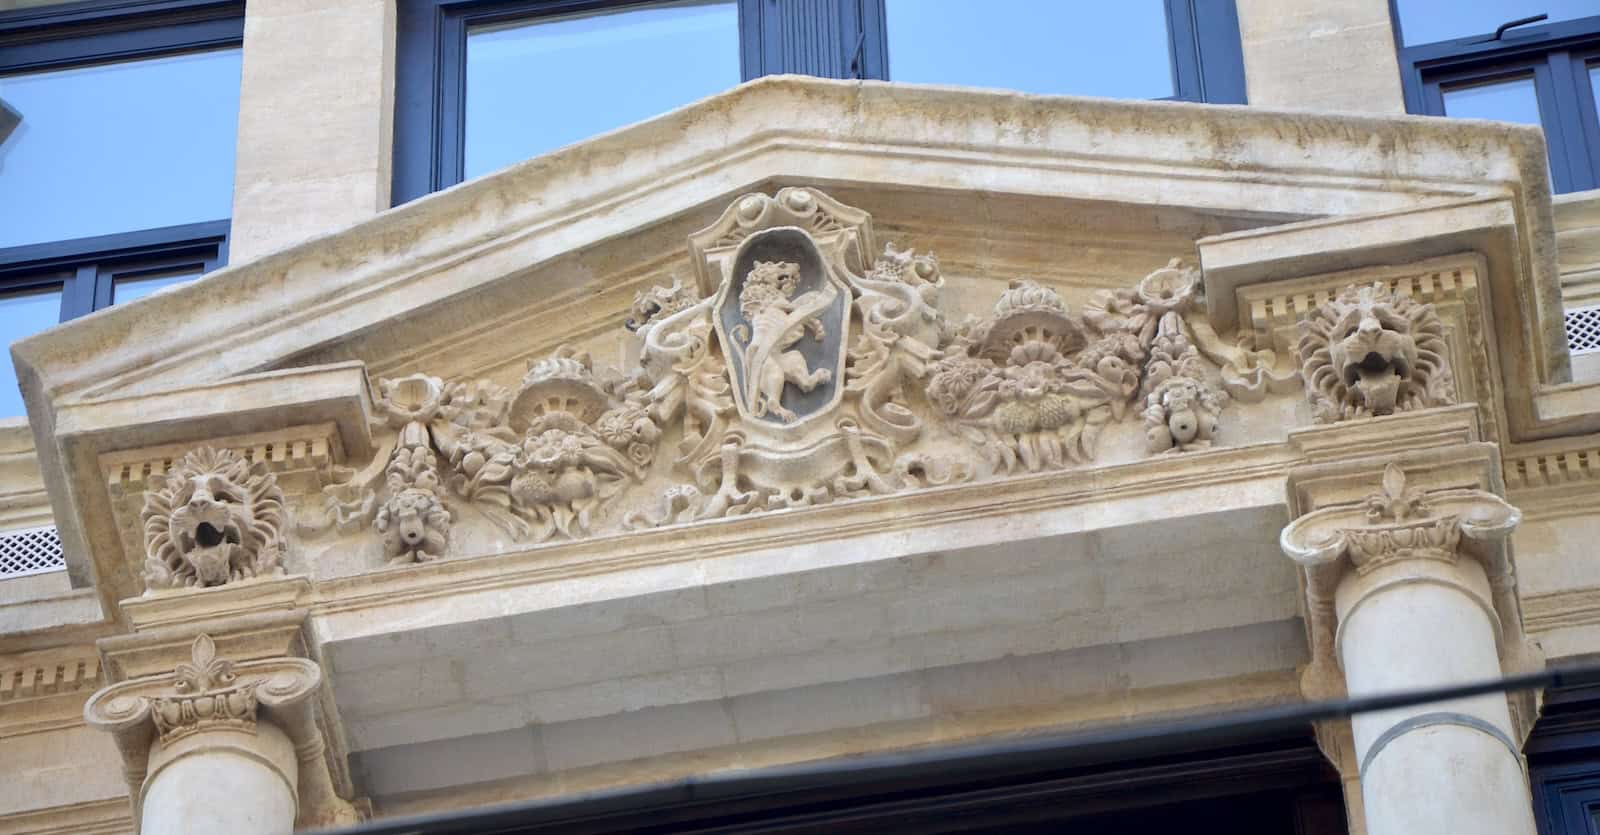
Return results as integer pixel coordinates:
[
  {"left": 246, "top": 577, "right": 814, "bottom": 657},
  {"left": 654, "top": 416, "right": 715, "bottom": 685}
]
[
  {"left": 1336, "top": 559, "right": 1535, "bottom": 835},
  {"left": 140, "top": 724, "right": 299, "bottom": 835}
]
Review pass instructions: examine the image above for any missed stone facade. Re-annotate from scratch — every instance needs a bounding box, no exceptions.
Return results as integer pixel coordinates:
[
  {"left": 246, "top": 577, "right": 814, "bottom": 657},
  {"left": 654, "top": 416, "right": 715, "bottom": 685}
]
[{"left": 4, "top": 3, "right": 1600, "bottom": 833}]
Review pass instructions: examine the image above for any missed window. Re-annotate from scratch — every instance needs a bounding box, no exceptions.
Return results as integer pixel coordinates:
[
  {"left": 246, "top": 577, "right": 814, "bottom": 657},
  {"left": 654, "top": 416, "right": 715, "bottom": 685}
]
[
  {"left": 394, "top": 0, "right": 1246, "bottom": 204},
  {"left": 463, "top": 1, "right": 741, "bottom": 179},
  {"left": 1527, "top": 681, "right": 1600, "bottom": 834},
  {"left": 1395, "top": 2, "right": 1600, "bottom": 194},
  {"left": 879, "top": 0, "right": 1245, "bottom": 103},
  {"left": 0, "top": 0, "right": 242, "bottom": 415}
]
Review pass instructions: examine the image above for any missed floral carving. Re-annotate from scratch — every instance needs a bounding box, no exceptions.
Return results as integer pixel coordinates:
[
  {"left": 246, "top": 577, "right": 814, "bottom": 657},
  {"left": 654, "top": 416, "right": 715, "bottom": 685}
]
[
  {"left": 151, "top": 635, "right": 259, "bottom": 743},
  {"left": 1296, "top": 282, "right": 1455, "bottom": 422},
  {"left": 140, "top": 447, "right": 286, "bottom": 590},
  {"left": 447, "top": 346, "right": 656, "bottom": 541},
  {"left": 296, "top": 191, "right": 1393, "bottom": 562},
  {"left": 927, "top": 259, "right": 1234, "bottom": 471}
]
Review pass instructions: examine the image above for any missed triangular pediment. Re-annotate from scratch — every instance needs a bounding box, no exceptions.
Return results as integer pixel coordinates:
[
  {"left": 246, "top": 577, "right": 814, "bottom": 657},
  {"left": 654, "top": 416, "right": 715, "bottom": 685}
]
[{"left": 12, "top": 75, "right": 1586, "bottom": 616}]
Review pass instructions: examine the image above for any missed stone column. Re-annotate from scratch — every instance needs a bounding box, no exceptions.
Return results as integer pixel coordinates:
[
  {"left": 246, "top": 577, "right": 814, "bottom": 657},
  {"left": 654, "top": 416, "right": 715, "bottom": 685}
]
[
  {"left": 1283, "top": 458, "right": 1542, "bottom": 835},
  {"left": 85, "top": 634, "right": 358, "bottom": 834}
]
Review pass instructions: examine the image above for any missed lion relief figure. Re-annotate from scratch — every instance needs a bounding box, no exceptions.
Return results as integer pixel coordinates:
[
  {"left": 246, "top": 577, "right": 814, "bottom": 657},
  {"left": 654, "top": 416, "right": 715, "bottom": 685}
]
[
  {"left": 732, "top": 260, "right": 835, "bottom": 423},
  {"left": 1296, "top": 283, "right": 1454, "bottom": 423},
  {"left": 140, "top": 447, "right": 286, "bottom": 591}
]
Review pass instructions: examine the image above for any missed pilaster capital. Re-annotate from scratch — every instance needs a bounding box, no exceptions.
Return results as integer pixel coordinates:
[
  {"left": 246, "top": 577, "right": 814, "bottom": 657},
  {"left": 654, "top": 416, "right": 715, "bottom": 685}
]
[{"left": 83, "top": 629, "right": 360, "bottom": 832}]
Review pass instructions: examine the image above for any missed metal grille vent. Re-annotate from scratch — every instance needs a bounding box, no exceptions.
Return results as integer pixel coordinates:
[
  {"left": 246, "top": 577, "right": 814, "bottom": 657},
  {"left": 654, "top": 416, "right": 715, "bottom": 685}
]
[
  {"left": 1568, "top": 305, "right": 1600, "bottom": 355},
  {"left": 0, "top": 525, "right": 64, "bottom": 578}
]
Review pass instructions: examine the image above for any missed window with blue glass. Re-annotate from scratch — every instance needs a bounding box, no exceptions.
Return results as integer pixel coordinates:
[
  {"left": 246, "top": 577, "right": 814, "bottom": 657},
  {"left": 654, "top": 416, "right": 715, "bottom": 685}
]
[
  {"left": 0, "top": 0, "right": 241, "bottom": 416},
  {"left": 1395, "top": 1, "right": 1600, "bottom": 194},
  {"left": 393, "top": 0, "right": 1247, "bottom": 204}
]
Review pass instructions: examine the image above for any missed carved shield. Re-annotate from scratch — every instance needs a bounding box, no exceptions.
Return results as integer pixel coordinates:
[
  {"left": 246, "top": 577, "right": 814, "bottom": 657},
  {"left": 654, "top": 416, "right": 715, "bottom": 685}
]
[{"left": 713, "top": 227, "right": 851, "bottom": 427}]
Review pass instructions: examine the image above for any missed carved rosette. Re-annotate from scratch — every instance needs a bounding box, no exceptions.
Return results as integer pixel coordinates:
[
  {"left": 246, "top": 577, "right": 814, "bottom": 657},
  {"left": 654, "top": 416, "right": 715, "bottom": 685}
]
[{"left": 83, "top": 634, "right": 359, "bottom": 831}]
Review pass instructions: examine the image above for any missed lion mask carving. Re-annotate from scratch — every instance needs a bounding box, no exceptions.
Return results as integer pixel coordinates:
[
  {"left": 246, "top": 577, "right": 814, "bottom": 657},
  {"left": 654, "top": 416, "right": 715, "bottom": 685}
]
[
  {"left": 141, "top": 447, "right": 286, "bottom": 590},
  {"left": 1296, "top": 283, "right": 1453, "bottom": 422}
]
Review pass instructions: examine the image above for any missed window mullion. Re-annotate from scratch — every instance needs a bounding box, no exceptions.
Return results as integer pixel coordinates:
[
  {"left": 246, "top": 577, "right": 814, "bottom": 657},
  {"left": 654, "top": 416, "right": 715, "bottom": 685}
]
[
  {"left": 61, "top": 264, "right": 97, "bottom": 322},
  {"left": 1534, "top": 58, "right": 1579, "bottom": 193},
  {"left": 1575, "top": 53, "right": 1600, "bottom": 188}
]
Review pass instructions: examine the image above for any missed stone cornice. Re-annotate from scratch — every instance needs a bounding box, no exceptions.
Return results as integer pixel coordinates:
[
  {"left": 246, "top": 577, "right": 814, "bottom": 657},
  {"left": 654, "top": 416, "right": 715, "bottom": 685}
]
[
  {"left": 0, "top": 644, "right": 102, "bottom": 738},
  {"left": 202, "top": 409, "right": 1461, "bottom": 636},
  {"left": 16, "top": 78, "right": 1553, "bottom": 405},
  {"left": 0, "top": 798, "right": 130, "bottom": 835}
]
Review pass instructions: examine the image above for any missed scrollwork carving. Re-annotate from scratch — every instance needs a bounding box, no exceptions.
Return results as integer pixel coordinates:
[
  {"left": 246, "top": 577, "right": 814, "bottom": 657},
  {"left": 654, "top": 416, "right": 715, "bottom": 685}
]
[{"left": 286, "top": 190, "right": 1473, "bottom": 565}]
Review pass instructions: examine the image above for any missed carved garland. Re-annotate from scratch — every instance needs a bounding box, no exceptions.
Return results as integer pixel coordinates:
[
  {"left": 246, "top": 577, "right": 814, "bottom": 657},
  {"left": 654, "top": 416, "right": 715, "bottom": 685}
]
[{"left": 140, "top": 188, "right": 1463, "bottom": 581}]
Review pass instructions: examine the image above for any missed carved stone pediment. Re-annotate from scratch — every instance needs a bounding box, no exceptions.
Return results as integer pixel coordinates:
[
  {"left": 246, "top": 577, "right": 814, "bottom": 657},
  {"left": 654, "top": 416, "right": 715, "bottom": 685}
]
[{"left": 14, "top": 78, "right": 1570, "bottom": 616}]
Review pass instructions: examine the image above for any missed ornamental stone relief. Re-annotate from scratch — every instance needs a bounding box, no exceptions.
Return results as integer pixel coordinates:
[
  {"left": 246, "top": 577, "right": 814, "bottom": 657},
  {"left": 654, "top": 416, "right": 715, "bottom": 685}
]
[
  {"left": 140, "top": 447, "right": 287, "bottom": 590},
  {"left": 1295, "top": 282, "right": 1455, "bottom": 422},
  {"left": 132, "top": 188, "right": 1470, "bottom": 582}
]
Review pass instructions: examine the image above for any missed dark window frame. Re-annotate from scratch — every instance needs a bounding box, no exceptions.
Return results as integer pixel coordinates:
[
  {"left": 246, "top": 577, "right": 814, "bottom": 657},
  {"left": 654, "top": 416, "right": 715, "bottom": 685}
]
[
  {"left": 0, "top": 0, "right": 242, "bottom": 319},
  {"left": 0, "top": 220, "right": 228, "bottom": 322},
  {"left": 1528, "top": 681, "right": 1600, "bottom": 834},
  {"left": 1394, "top": 9, "right": 1600, "bottom": 194},
  {"left": 393, "top": 0, "right": 1247, "bottom": 205},
  {"left": 869, "top": 0, "right": 1245, "bottom": 105}
]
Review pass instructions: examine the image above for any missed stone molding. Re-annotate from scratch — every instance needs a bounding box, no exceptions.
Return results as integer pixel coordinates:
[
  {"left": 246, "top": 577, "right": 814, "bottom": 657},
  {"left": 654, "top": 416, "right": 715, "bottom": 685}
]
[
  {"left": 0, "top": 645, "right": 103, "bottom": 738},
  {"left": 0, "top": 647, "right": 99, "bottom": 705},
  {"left": 83, "top": 630, "right": 359, "bottom": 832},
  {"left": 1281, "top": 445, "right": 1544, "bottom": 738},
  {"left": 13, "top": 77, "right": 1576, "bottom": 620},
  {"left": 0, "top": 798, "right": 130, "bottom": 835}
]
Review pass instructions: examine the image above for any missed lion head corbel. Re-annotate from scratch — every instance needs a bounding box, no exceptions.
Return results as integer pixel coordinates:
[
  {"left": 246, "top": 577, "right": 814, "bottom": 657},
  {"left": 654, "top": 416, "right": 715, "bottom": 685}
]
[
  {"left": 1296, "top": 283, "right": 1454, "bottom": 422},
  {"left": 140, "top": 447, "right": 287, "bottom": 591}
]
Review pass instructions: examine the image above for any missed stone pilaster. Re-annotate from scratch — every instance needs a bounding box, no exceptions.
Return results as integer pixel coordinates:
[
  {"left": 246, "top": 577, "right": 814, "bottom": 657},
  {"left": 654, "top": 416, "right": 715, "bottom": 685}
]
[
  {"left": 83, "top": 633, "right": 358, "bottom": 834},
  {"left": 1281, "top": 446, "right": 1543, "bottom": 835}
]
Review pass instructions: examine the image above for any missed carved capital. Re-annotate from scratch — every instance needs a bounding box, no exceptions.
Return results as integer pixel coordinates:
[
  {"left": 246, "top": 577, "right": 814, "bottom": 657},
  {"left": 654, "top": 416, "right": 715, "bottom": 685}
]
[
  {"left": 1281, "top": 462, "right": 1518, "bottom": 577},
  {"left": 1280, "top": 448, "right": 1545, "bottom": 734},
  {"left": 83, "top": 633, "right": 358, "bottom": 832}
]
